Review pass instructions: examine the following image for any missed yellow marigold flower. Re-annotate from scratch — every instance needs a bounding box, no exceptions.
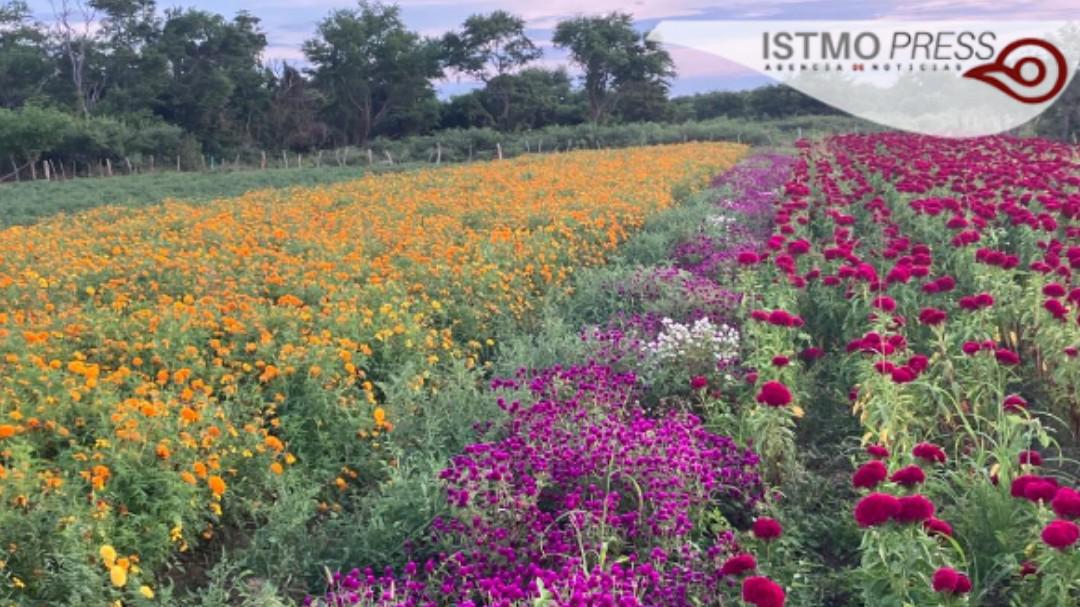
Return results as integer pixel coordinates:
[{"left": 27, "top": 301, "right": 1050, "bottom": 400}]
[
  {"left": 109, "top": 564, "right": 127, "bottom": 587},
  {"left": 139, "top": 585, "right": 154, "bottom": 599},
  {"left": 270, "top": 462, "right": 284, "bottom": 475},
  {"left": 99, "top": 544, "right": 117, "bottom": 567}
]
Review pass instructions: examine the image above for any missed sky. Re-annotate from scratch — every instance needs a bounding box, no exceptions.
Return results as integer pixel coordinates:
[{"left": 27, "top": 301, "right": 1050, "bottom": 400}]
[{"left": 27, "top": 0, "right": 1080, "bottom": 97}]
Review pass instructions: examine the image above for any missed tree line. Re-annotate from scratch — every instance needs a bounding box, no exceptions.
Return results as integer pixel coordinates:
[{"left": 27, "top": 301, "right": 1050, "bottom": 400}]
[{"left": 2, "top": 0, "right": 1075, "bottom": 181}]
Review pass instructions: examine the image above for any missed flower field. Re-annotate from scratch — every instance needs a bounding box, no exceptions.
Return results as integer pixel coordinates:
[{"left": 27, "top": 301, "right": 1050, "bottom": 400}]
[
  {"left": 0, "top": 143, "right": 745, "bottom": 603},
  {"left": 4, "top": 131, "right": 1079, "bottom": 606},
  {"left": 306, "top": 133, "right": 1080, "bottom": 607}
]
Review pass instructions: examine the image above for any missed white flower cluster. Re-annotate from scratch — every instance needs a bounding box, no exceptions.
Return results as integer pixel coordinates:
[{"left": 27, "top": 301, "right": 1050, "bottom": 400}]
[{"left": 642, "top": 317, "right": 740, "bottom": 376}]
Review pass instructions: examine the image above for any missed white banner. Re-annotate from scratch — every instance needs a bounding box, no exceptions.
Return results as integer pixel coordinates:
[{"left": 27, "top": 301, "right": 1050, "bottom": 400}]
[{"left": 649, "top": 20, "right": 1080, "bottom": 137}]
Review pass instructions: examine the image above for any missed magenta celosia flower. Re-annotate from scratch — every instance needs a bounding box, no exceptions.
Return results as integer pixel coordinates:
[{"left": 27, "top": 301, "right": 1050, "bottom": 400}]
[
  {"left": 1041, "top": 519, "right": 1079, "bottom": 550},
  {"left": 854, "top": 493, "right": 900, "bottom": 527},
  {"left": 720, "top": 554, "right": 757, "bottom": 576},
  {"left": 918, "top": 307, "right": 947, "bottom": 325},
  {"left": 755, "top": 381, "right": 792, "bottom": 407},
  {"left": 893, "top": 495, "right": 935, "bottom": 524},
  {"left": 1003, "top": 394, "right": 1028, "bottom": 412},
  {"left": 741, "top": 576, "right": 786, "bottom": 607},
  {"left": 994, "top": 348, "right": 1021, "bottom": 365},
  {"left": 1051, "top": 488, "right": 1080, "bottom": 519},
  {"left": 690, "top": 375, "right": 708, "bottom": 390},
  {"left": 924, "top": 517, "right": 953, "bottom": 537},
  {"left": 1024, "top": 480, "right": 1059, "bottom": 503},
  {"left": 961, "top": 341, "right": 981, "bottom": 355},
  {"left": 1018, "top": 450, "right": 1043, "bottom": 466},
  {"left": 889, "top": 465, "right": 926, "bottom": 487},
  {"left": 912, "top": 442, "right": 947, "bottom": 464},
  {"left": 932, "top": 567, "right": 971, "bottom": 594},
  {"left": 865, "top": 444, "right": 889, "bottom": 459},
  {"left": 751, "top": 517, "right": 783, "bottom": 541},
  {"left": 872, "top": 296, "right": 897, "bottom": 312},
  {"left": 852, "top": 460, "right": 888, "bottom": 489}
]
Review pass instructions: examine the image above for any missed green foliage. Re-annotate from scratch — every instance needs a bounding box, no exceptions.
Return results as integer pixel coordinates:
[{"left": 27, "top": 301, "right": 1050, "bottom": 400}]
[
  {"left": 552, "top": 12, "right": 674, "bottom": 123},
  {"left": 303, "top": 1, "right": 442, "bottom": 145}
]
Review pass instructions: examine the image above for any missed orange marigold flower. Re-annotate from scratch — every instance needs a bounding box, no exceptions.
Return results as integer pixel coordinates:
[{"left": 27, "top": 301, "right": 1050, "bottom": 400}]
[{"left": 208, "top": 475, "right": 226, "bottom": 497}]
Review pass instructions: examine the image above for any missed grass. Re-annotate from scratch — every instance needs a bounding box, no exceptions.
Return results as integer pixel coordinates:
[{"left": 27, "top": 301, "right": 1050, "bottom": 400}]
[
  {"left": 0, "top": 163, "right": 423, "bottom": 229},
  {"left": 0, "top": 115, "right": 874, "bottom": 229}
]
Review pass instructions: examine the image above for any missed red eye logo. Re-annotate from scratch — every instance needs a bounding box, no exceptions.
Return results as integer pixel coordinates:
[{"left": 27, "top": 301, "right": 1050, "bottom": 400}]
[{"left": 963, "top": 38, "right": 1068, "bottom": 104}]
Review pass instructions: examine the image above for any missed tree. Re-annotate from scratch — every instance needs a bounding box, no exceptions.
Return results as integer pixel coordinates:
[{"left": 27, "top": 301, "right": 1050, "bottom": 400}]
[
  {"left": 0, "top": 1, "right": 53, "bottom": 108},
  {"left": 88, "top": 0, "right": 168, "bottom": 116},
  {"left": 552, "top": 13, "right": 674, "bottom": 124},
  {"left": 265, "top": 62, "right": 328, "bottom": 150},
  {"left": 52, "top": 0, "right": 106, "bottom": 117},
  {"left": 443, "top": 11, "right": 540, "bottom": 129},
  {"left": 303, "top": 1, "right": 442, "bottom": 145},
  {"left": 154, "top": 9, "right": 270, "bottom": 152}
]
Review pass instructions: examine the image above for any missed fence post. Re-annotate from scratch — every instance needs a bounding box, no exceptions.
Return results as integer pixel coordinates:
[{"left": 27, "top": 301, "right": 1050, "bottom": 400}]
[
  {"left": 367, "top": 148, "right": 374, "bottom": 165},
  {"left": 43, "top": 160, "right": 50, "bottom": 181},
  {"left": 282, "top": 150, "right": 288, "bottom": 168},
  {"left": 9, "top": 156, "right": 18, "bottom": 182},
  {"left": 538, "top": 139, "right": 543, "bottom": 154},
  {"left": 496, "top": 142, "right": 503, "bottom": 160},
  {"left": 125, "top": 157, "right": 133, "bottom": 174},
  {"left": 261, "top": 150, "right": 267, "bottom": 170},
  {"left": 384, "top": 150, "right": 394, "bottom": 164},
  {"left": 298, "top": 153, "right": 303, "bottom": 168},
  {"left": 436, "top": 141, "right": 441, "bottom": 165},
  {"left": 30, "top": 159, "right": 37, "bottom": 180}
]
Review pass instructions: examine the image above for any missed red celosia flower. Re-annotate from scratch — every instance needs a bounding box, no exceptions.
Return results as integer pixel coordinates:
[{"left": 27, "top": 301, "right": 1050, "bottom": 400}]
[
  {"left": 852, "top": 460, "right": 888, "bottom": 489},
  {"left": 720, "top": 554, "right": 757, "bottom": 576},
  {"left": 745, "top": 372, "right": 759, "bottom": 385},
  {"left": 741, "top": 576, "right": 786, "bottom": 607},
  {"left": 752, "top": 517, "right": 783, "bottom": 541},
  {"left": 1002, "top": 394, "right": 1028, "bottom": 412},
  {"left": 690, "top": 375, "right": 708, "bottom": 390},
  {"left": 1019, "top": 561, "right": 1038, "bottom": 577},
  {"left": 866, "top": 444, "right": 889, "bottom": 459},
  {"left": 890, "top": 366, "right": 916, "bottom": 384},
  {"left": 756, "top": 381, "right": 792, "bottom": 407},
  {"left": 961, "top": 341, "right": 981, "bottom": 355},
  {"left": 924, "top": 517, "right": 953, "bottom": 537},
  {"left": 1051, "top": 487, "right": 1080, "bottom": 520},
  {"left": 854, "top": 493, "right": 900, "bottom": 527},
  {"left": 1041, "top": 519, "right": 1079, "bottom": 550},
  {"left": 1066, "top": 346, "right": 1078, "bottom": 357},
  {"left": 798, "top": 347, "right": 825, "bottom": 362},
  {"left": 912, "top": 442, "right": 947, "bottom": 464},
  {"left": 894, "top": 495, "right": 935, "bottom": 524},
  {"left": 771, "top": 355, "right": 790, "bottom": 367},
  {"left": 1018, "top": 450, "right": 1043, "bottom": 466},
  {"left": 994, "top": 349, "right": 1020, "bottom": 365}
]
